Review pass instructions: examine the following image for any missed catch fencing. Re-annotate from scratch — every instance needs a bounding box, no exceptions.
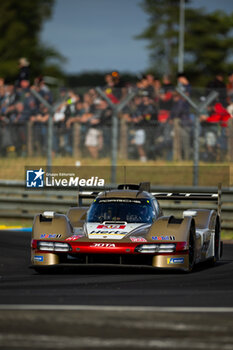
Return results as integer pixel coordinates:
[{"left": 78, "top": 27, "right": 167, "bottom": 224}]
[{"left": 0, "top": 86, "right": 233, "bottom": 164}]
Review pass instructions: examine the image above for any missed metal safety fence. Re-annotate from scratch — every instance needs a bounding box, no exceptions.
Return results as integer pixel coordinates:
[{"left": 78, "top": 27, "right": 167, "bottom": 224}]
[
  {"left": 0, "top": 86, "right": 233, "bottom": 162},
  {"left": 1, "top": 117, "right": 233, "bottom": 163},
  {"left": 0, "top": 181, "right": 233, "bottom": 230}
]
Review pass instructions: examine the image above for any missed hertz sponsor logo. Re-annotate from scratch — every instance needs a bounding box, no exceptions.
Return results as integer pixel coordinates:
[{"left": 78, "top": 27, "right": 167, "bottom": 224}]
[{"left": 90, "top": 230, "right": 127, "bottom": 235}]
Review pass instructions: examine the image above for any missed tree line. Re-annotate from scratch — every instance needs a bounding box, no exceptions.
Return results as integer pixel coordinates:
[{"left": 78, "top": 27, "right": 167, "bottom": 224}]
[{"left": 0, "top": 0, "right": 232, "bottom": 86}]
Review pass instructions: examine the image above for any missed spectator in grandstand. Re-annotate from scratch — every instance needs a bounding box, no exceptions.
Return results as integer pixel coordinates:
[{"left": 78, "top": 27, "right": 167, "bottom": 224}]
[
  {"left": 9, "top": 101, "right": 30, "bottom": 156},
  {"left": 200, "top": 101, "right": 231, "bottom": 161},
  {"left": 123, "top": 95, "right": 147, "bottom": 162},
  {"left": 30, "top": 104, "right": 49, "bottom": 155},
  {"left": 153, "top": 77, "right": 162, "bottom": 108},
  {"left": 170, "top": 91, "right": 192, "bottom": 160},
  {"left": 0, "top": 81, "right": 14, "bottom": 156},
  {"left": 3, "top": 84, "right": 17, "bottom": 112},
  {"left": 112, "top": 71, "right": 126, "bottom": 100},
  {"left": 227, "top": 72, "right": 233, "bottom": 105},
  {"left": 96, "top": 98, "right": 112, "bottom": 157},
  {"left": 104, "top": 72, "right": 124, "bottom": 104},
  {"left": 227, "top": 95, "right": 233, "bottom": 118},
  {"left": 15, "top": 79, "right": 33, "bottom": 111},
  {"left": 177, "top": 72, "right": 191, "bottom": 95},
  {"left": 207, "top": 73, "right": 227, "bottom": 107},
  {"left": 141, "top": 95, "right": 158, "bottom": 159},
  {"left": 145, "top": 74, "right": 156, "bottom": 98},
  {"left": 84, "top": 98, "right": 107, "bottom": 159},
  {"left": 137, "top": 75, "right": 154, "bottom": 99},
  {"left": 52, "top": 89, "right": 80, "bottom": 155},
  {"left": 66, "top": 100, "right": 83, "bottom": 128},
  {"left": 16, "top": 57, "right": 30, "bottom": 87},
  {"left": 158, "top": 74, "right": 174, "bottom": 123},
  {"left": 34, "top": 76, "right": 53, "bottom": 104}
]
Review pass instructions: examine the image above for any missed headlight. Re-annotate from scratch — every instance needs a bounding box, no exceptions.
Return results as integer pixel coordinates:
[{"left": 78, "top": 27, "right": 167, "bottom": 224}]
[
  {"left": 158, "top": 244, "right": 176, "bottom": 252},
  {"left": 38, "top": 242, "right": 54, "bottom": 251},
  {"left": 135, "top": 243, "right": 176, "bottom": 253},
  {"left": 37, "top": 241, "right": 71, "bottom": 252}
]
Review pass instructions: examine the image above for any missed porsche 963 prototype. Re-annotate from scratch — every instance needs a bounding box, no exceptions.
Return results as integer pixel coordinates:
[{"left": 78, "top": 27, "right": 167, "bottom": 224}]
[{"left": 31, "top": 183, "right": 222, "bottom": 272}]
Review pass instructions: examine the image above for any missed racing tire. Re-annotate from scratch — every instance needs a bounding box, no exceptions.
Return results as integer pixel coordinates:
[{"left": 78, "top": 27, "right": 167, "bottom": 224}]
[
  {"left": 214, "top": 218, "right": 221, "bottom": 261},
  {"left": 188, "top": 222, "right": 196, "bottom": 272},
  {"left": 208, "top": 218, "right": 221, "bottom": 266}
]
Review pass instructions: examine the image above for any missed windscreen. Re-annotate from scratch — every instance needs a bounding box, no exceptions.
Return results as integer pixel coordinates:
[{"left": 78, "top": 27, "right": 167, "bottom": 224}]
[{"left": 87, "top": 198, "right": 156, "bottom": 223}]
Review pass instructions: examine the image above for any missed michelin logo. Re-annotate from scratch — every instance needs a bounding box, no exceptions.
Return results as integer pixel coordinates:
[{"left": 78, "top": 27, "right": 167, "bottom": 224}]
[
  {"left": 167, "top": 257, "right": 184, "bottom": 264},
  {"left": 26, "top": 168, "right": 44, "bottom": 188},
  {"left": 34, "top": 256, "right": 44, "bottom": 262}
]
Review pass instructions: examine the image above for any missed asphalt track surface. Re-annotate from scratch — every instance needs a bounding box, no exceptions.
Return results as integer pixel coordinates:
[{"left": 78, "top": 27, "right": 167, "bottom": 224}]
[{"left": 0, "top": 230, "right": 233, "bottom": 349}]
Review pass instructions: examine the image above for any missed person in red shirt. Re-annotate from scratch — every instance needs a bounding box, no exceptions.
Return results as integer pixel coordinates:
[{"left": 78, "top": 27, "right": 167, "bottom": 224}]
[{"left": 200, "top": 102, "right": 231, "bottom": 161}]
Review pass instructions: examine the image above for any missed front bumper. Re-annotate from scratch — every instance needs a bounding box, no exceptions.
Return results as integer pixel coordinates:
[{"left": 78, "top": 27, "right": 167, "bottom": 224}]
[{"left": 31, "top": 240, "right": 189, "bottom": 270}]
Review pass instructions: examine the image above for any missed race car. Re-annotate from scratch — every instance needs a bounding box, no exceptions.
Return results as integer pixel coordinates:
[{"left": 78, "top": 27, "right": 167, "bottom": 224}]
[{"left": 31, "top": 182, "right": 222, "bottom": 272}]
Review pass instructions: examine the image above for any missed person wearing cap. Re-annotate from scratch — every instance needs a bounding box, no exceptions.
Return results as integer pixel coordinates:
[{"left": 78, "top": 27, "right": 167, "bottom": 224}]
[{"left": 16, "top": 57, "right": 30, "bottom": 87}]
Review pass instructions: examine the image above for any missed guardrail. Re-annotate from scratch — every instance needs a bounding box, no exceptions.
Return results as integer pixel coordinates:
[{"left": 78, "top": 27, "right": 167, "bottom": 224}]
[{"left": 0, "top": 181, "right": 233, "bottom": 230}]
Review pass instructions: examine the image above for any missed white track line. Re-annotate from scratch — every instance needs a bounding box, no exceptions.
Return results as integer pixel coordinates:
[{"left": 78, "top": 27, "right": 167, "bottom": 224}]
[
  {"left": 0, "top": 334, "right": 232, "bottom": 349},
  {"left": 0, "top": 305, "right": 233, "bottom": 312}
]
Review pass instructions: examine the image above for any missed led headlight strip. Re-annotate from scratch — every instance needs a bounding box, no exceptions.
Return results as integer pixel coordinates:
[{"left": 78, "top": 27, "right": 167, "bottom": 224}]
[
  {"left": 37, "top": 241, "right": 71, "bottom": 252},
  {"left": 135, "top": 243, "right": 176, "bottom": 253}
]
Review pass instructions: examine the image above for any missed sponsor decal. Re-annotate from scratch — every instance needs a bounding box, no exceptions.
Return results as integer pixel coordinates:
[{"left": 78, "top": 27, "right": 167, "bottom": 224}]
[
  {"left": 40, "top": 234, "right": 62, "bottom": 239},
  {"left": 167, "top": 258, "right": 184, "bottom": 264},
  {"left": 130, "top": 237, "right": 147, "bottom": 242},
  {"left": 26, "top": 168, "right": 44, "bottom": 188},
  {"left": 66, "top": 235, "right": 83, "bottom": 241},
  {"left": 152, "top": 236, "right": 175, "bottom": 241},
  {"left": 34, "top": 255, "right": 44, "bottom": 262},
  {"left": 97, "top": 224, "right": 126, "bottom": 229},
  {"left": 89, "top": 230, "right": 127, "bottom": 235},
  {"left": 90, "top": 243, "right": 116, "bottom": 247},
  {"left": 99, "top": 199, "right": 141, "bottom": 204}
]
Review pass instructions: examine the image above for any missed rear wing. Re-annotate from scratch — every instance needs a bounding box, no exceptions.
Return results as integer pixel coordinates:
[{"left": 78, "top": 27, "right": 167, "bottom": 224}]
[
  {"left": 76, "top": 184, "right": 222, "bottom": 217},
  {"left": 152, "top": 184, "right": 222, "bottom": 217},
  {"left": 77, "top": 191, "right": 99, "bottom": 206}
]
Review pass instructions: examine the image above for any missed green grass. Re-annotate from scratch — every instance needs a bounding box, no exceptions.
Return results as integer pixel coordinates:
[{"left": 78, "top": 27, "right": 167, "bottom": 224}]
[
  {"left": 0, "top": 156, "right": 232, "bottom": 186},
  {"left": 221, "top": 230, "right": 233, "bottom": 241}
]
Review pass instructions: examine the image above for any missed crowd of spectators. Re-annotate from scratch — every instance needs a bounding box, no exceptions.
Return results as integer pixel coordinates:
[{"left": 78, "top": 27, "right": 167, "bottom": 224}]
[{"left": 0, "top": 57, "right": 233, "bottom": 161}]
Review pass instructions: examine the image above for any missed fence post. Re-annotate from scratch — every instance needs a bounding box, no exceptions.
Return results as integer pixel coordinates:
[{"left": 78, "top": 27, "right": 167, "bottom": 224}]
[
  {"left": 173, "top": 118, "right": 182, "bottom": 161},
  {"left": 227, "top": 118, "right": 233, "bottom": 162},
  {"left": 176, "top": 88, "right": 218, "bottom": 186},
  {"left": 27, "top": 121, "right": 33, "bottom": 157},
  {"left": 73, "top": 123, "right": 81, "bottom": 158},
  {"left": 31, "top": 88, "right": 68, "bottom": 173},
  {"left": 95, "top": 87, "right": 137, "bottom": 184},
  {"left": 119, "top": 115, "right": 128, "bottom": 160}
]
